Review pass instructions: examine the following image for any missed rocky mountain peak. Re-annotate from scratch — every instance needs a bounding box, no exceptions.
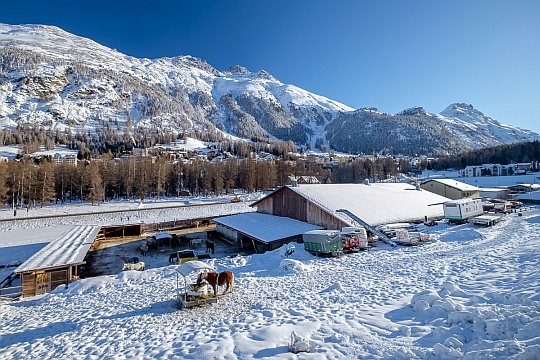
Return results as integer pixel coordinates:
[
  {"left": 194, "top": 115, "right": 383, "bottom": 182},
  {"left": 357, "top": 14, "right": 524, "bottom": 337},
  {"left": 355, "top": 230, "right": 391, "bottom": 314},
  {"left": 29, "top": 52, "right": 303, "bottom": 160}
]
[{"left": 397, "top": 106, "right": 427, "bottom": 116}]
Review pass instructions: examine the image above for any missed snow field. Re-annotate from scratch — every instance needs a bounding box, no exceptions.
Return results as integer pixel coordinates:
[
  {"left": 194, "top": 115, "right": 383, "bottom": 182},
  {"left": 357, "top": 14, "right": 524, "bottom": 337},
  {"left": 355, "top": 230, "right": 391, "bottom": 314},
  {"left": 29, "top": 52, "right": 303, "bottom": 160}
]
[{"left": 0, "top": 208, "right": 539, "bottom": 358}]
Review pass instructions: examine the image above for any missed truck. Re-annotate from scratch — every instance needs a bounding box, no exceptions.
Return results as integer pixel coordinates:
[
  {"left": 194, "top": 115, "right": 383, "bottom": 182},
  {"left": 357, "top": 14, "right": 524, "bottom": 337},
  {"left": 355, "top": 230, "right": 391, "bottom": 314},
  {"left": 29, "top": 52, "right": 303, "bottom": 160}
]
[{"left": 443, "top": 198, "right": 483, "bottom": 224}]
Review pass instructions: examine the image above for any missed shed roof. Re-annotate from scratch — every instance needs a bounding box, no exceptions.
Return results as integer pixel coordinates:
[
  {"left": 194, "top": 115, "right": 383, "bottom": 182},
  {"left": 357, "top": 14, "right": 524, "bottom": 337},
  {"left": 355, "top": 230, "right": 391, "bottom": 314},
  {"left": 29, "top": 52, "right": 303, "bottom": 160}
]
[
  {"left": 15, "top": 226, "right": 101, "bottom": 273},
  {"left": 175, "top": 260, "right": 214, "bottom": 277},
  {"left": 423, "top": 178, "right": 480, "bottom": 191},
  {"left": 214, "top": 212, "right": 323, "bottom": 244},
  {"left": 268, "top": 183, "right": 450, "bottom": 226}
]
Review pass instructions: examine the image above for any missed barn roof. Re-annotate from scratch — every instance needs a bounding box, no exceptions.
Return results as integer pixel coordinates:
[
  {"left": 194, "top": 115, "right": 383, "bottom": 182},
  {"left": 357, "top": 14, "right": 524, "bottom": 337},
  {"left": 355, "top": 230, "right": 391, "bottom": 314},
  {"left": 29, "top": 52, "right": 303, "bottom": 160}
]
[
  {"left": 15, "top": 225, "right": 101, "bottom": 273},
  {"left": 268, "top": 183, "right": 451, "bottom": 227},
  {"left": 214, "top": 212, "right": 323, "bottom": 244}
]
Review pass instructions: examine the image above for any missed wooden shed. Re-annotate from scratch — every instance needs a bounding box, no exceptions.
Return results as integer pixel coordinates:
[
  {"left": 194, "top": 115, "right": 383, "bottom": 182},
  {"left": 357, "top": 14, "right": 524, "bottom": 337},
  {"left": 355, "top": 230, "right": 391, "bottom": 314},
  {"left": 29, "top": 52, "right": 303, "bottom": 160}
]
[
  {"left": 213, "top": 212, "right": 323, "bottom": 253},
  {"left": 14, "top": 226, "right": 101, "bottom": 297}
]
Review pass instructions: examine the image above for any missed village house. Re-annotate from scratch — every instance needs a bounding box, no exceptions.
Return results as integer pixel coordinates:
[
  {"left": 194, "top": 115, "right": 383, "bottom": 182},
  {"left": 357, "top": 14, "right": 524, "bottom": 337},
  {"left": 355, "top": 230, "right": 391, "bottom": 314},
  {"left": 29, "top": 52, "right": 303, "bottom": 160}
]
[
  {"left": 51, "top": 153, "right": 78, "bottom": 166},
  {"left": 420, "top": 178, "right": 480, "bottom": 200},
  {"left": 462, "top": 165, "right": 483, "bottom": 177}
]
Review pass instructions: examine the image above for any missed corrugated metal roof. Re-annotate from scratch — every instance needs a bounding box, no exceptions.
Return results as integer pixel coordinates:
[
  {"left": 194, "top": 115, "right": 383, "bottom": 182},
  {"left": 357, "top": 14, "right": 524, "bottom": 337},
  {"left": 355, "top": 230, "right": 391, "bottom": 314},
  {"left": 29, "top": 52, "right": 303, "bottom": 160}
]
[
  {"left": 15, "top": 226, "right": 101, "bottom": 273},
  {"left": 214, "top": 213, "right": 323, "bottom": 243},
  {"left": 284, "top": 183, "right": 450, "bottom": 226}
]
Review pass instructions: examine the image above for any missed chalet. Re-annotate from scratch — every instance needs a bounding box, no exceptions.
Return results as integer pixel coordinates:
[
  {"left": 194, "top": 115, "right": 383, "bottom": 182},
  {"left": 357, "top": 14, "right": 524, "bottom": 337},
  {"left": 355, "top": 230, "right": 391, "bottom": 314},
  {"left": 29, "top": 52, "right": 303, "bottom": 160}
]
[
  {"left": 420, "top": 179, "right": 480, "bottom": 200},
  {"left": 288, "top": 175, "right": 320, "bottom": 185},
  {"left": 250, "top": 183, "right": 450, "bottom": 230},
  {"left": 13, "top": 226, "right": 102, "bottom": 297}
]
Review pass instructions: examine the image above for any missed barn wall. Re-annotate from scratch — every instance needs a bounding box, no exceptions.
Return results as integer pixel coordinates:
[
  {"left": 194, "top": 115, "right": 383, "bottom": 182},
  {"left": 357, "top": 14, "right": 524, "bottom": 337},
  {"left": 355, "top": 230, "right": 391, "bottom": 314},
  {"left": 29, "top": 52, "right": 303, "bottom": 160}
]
[
  {"left": 255, "top": 194, "right": 273, "bottom": 215},
  {"left": 306, "top": 202, "right": 348, "bottom": 230},
  {"left": 255, "top": 187, "right": 308, "bottom": 220},
  {"left": 216, "top": 224, "right": 239, "bottom": 243},
  {"left": 22, "top": 273, "right": 36, "bottom": 297},
  {"left": 254, "top": 186, "right": 349, "bottom": 230}
]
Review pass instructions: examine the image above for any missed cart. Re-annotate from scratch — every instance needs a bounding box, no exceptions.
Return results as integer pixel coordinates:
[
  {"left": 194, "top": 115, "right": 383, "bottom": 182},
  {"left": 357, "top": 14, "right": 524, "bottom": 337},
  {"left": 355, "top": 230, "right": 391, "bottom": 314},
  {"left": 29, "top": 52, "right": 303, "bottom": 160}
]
[{"left": 175, "top": 260, "right": 218, "bottom": 309}]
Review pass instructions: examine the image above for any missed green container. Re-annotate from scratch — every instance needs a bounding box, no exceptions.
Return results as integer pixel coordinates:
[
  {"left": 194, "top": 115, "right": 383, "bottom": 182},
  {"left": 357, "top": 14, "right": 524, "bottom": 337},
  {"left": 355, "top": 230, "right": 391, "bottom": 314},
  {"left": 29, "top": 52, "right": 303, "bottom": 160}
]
[{"left": 303, "top": 230, "right": 343, "bottom": 254}]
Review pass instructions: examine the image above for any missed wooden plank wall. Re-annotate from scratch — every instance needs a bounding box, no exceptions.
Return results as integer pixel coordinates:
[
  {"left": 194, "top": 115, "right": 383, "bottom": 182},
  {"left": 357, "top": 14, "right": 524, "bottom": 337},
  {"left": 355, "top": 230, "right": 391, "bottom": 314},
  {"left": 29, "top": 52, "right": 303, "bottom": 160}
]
[
  {"left": 22, "top": 273, "right": 36, "bottom": 297},
  {"left": 271, "top": 188, "right": 307, "bottom": 222}
]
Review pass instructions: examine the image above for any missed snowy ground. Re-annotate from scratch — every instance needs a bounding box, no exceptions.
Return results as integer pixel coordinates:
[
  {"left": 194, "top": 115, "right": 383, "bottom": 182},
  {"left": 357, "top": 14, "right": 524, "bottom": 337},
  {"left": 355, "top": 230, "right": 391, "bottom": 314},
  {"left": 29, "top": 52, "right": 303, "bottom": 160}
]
[{"left": 1, "top": 202, "right": 539, "bottom": 359}]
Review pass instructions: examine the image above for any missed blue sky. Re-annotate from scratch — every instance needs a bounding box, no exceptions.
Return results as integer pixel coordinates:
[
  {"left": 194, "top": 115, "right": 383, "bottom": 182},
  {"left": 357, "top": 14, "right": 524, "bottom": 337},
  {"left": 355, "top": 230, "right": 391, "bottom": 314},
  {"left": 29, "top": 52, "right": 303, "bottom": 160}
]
[{"left": 2, "top": 0, "right": 539, "bottom": 133}]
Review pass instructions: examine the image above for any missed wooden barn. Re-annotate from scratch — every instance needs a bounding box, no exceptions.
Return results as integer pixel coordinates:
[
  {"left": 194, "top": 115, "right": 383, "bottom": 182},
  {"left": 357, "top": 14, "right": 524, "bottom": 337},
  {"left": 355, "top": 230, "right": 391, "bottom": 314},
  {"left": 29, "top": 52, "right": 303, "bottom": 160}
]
[
  {"left": 14, "top": 226, "right": 101, "bottom": 297},
  {"left": 251, "top": 183, "right": 451, "bottom": 230}
]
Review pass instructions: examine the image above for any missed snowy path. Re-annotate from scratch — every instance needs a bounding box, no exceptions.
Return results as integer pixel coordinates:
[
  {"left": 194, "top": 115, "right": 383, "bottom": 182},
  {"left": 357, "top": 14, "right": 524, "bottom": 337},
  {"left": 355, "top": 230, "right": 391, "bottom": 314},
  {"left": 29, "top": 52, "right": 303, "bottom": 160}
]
[{"left": 0, "top": 211, "right": 539, "bottom": 358}]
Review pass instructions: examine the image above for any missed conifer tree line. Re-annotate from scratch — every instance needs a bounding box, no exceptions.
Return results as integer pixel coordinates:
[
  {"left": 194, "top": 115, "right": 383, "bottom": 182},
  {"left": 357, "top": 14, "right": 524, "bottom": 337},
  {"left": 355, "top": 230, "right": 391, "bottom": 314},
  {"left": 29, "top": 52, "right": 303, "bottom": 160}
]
[{"left": 0, "top": 154, "right": 404, "bottom": 208}]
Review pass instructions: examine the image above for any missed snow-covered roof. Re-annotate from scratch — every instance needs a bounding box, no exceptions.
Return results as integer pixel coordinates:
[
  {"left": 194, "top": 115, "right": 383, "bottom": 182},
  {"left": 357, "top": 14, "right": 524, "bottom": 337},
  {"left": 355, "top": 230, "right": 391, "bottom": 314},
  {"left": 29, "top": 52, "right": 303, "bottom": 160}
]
[
  {"left": 15, "top": 226, "right": 101, "bottom": 273},
  {"left": 156, "top": 232, "right": 172, "bottom": 239},
  {"left": 214, "top": 213, "right": 323, "bottom": 243},
  {"left": 282, "top": 183, "right": 451, "bottom": 226},
  {"left": 175, "top": 260, "right": 214, "bottom": 277},
  {"left": 423, "top": 178, "right": 480, "bottom": 191}
]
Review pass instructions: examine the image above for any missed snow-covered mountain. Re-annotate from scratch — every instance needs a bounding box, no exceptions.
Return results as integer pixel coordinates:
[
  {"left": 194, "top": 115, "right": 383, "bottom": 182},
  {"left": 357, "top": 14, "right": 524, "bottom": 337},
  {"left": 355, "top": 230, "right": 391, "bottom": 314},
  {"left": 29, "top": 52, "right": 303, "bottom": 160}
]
[{"left": 0, "top": 23, "right": 538, "bottom": 155}]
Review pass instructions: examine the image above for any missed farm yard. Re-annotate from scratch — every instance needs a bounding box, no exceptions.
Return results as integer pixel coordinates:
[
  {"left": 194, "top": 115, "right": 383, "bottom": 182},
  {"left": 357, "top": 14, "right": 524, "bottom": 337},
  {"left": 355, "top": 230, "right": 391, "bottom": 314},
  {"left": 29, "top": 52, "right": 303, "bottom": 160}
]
[
  {"left": 0, "top": 198, "right": 539, "bottom": 359},
  {"left": 82, "top": 225, "right": 253, "bottom": 278}
]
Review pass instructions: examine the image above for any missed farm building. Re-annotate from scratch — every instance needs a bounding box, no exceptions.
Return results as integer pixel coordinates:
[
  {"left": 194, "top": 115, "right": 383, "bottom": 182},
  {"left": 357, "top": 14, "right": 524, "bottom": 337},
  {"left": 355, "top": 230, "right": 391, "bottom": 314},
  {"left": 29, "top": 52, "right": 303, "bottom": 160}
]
[
  {"left": 213, "top": 212, "right": 323, "bottom": 253},
  {"left": 14, "top": 225, "right": 102, "bottom": 297},
  {"left": 250, "top": 183, "right": 450, "bottom": 230},
  {"left": 479, "top": 187, "right": 509, "bottom": 200},
  {"left": 507, "top": 184, "right": 540, "bottom": 194},
  {"left": 420, "top": 178, "right": 480, "bottom": 200}
]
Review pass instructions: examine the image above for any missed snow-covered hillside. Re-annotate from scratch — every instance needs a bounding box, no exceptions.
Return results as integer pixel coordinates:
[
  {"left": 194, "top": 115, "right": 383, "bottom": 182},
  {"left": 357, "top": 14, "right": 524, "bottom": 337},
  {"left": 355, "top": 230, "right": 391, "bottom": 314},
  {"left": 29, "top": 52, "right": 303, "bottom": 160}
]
[
  {"left": 0, "top": 23, "right": 352, "bottom": 148},
  {"left": 0, "top": 201, "right": 539, "bottom": 359},
  {"left": 0, "top": 23, "right": 538, "bottom": 155}
]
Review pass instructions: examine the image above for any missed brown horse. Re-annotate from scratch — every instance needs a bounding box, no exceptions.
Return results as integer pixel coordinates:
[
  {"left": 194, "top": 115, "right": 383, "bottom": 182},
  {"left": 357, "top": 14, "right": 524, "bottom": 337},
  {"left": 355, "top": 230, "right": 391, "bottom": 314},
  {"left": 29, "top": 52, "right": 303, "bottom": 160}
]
[{"left": 196, "top": 271, "right": 234, "bottom": 296}]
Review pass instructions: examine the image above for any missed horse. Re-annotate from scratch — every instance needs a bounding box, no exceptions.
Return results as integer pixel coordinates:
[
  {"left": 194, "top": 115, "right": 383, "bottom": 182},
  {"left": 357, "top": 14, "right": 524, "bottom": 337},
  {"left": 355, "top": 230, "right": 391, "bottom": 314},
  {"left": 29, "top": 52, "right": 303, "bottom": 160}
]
[
  {"left": 196, "top": 271, "right": 234, "bottom": 296},
  {"left": 139, "top": 242, "right": 148, "bottom": 256},
  {"left": 205, "top": 240, "right": 215, "bottom": 254},
  {"left": 119, "top": 256, "right": 139, "bottom": 264},
  {"left": 122, "top": 262, "right": 145, "bottom": 271},
  {"left": 169, "top": 252, "right": 178, "bottom": 263}
]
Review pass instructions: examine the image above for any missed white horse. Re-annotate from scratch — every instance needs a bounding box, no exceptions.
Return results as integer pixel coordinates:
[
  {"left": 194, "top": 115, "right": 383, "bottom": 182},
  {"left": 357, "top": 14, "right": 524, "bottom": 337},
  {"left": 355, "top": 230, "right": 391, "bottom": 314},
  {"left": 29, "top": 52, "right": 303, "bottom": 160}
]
[{"left": 122, "top": 262, "right": 145, "bottom": 271}]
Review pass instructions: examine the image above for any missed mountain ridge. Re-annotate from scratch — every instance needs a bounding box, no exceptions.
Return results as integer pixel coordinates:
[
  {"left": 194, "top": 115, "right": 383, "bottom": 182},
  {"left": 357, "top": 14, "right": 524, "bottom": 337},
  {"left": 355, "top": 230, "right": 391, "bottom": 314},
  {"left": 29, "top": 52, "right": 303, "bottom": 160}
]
[{"left": 1, "top": 23, "right": 538, "bottom": 156}]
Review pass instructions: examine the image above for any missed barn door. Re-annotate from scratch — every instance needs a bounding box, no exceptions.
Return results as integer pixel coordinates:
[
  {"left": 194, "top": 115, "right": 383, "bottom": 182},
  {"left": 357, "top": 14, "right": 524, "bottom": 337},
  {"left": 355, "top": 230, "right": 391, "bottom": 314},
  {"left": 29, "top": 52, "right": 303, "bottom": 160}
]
[{"left": 50, "top": 270, "right": 68, "bottom": 291}]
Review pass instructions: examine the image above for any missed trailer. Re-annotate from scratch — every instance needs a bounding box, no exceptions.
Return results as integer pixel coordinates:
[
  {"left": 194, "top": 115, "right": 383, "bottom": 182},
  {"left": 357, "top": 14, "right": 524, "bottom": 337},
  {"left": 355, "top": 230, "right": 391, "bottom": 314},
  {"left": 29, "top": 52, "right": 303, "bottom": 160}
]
[
  {"left": 444, "top": 198, "right": 483, "bottom": 224},
  {"left": 470, "top": 214, "right": 504, "bottom": 226},
  {"left": 303, "top": 230, "right": 343, "bottom": 256},
  {"left": 341, "top": 226, "right": 369, "bottom": 252}
]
